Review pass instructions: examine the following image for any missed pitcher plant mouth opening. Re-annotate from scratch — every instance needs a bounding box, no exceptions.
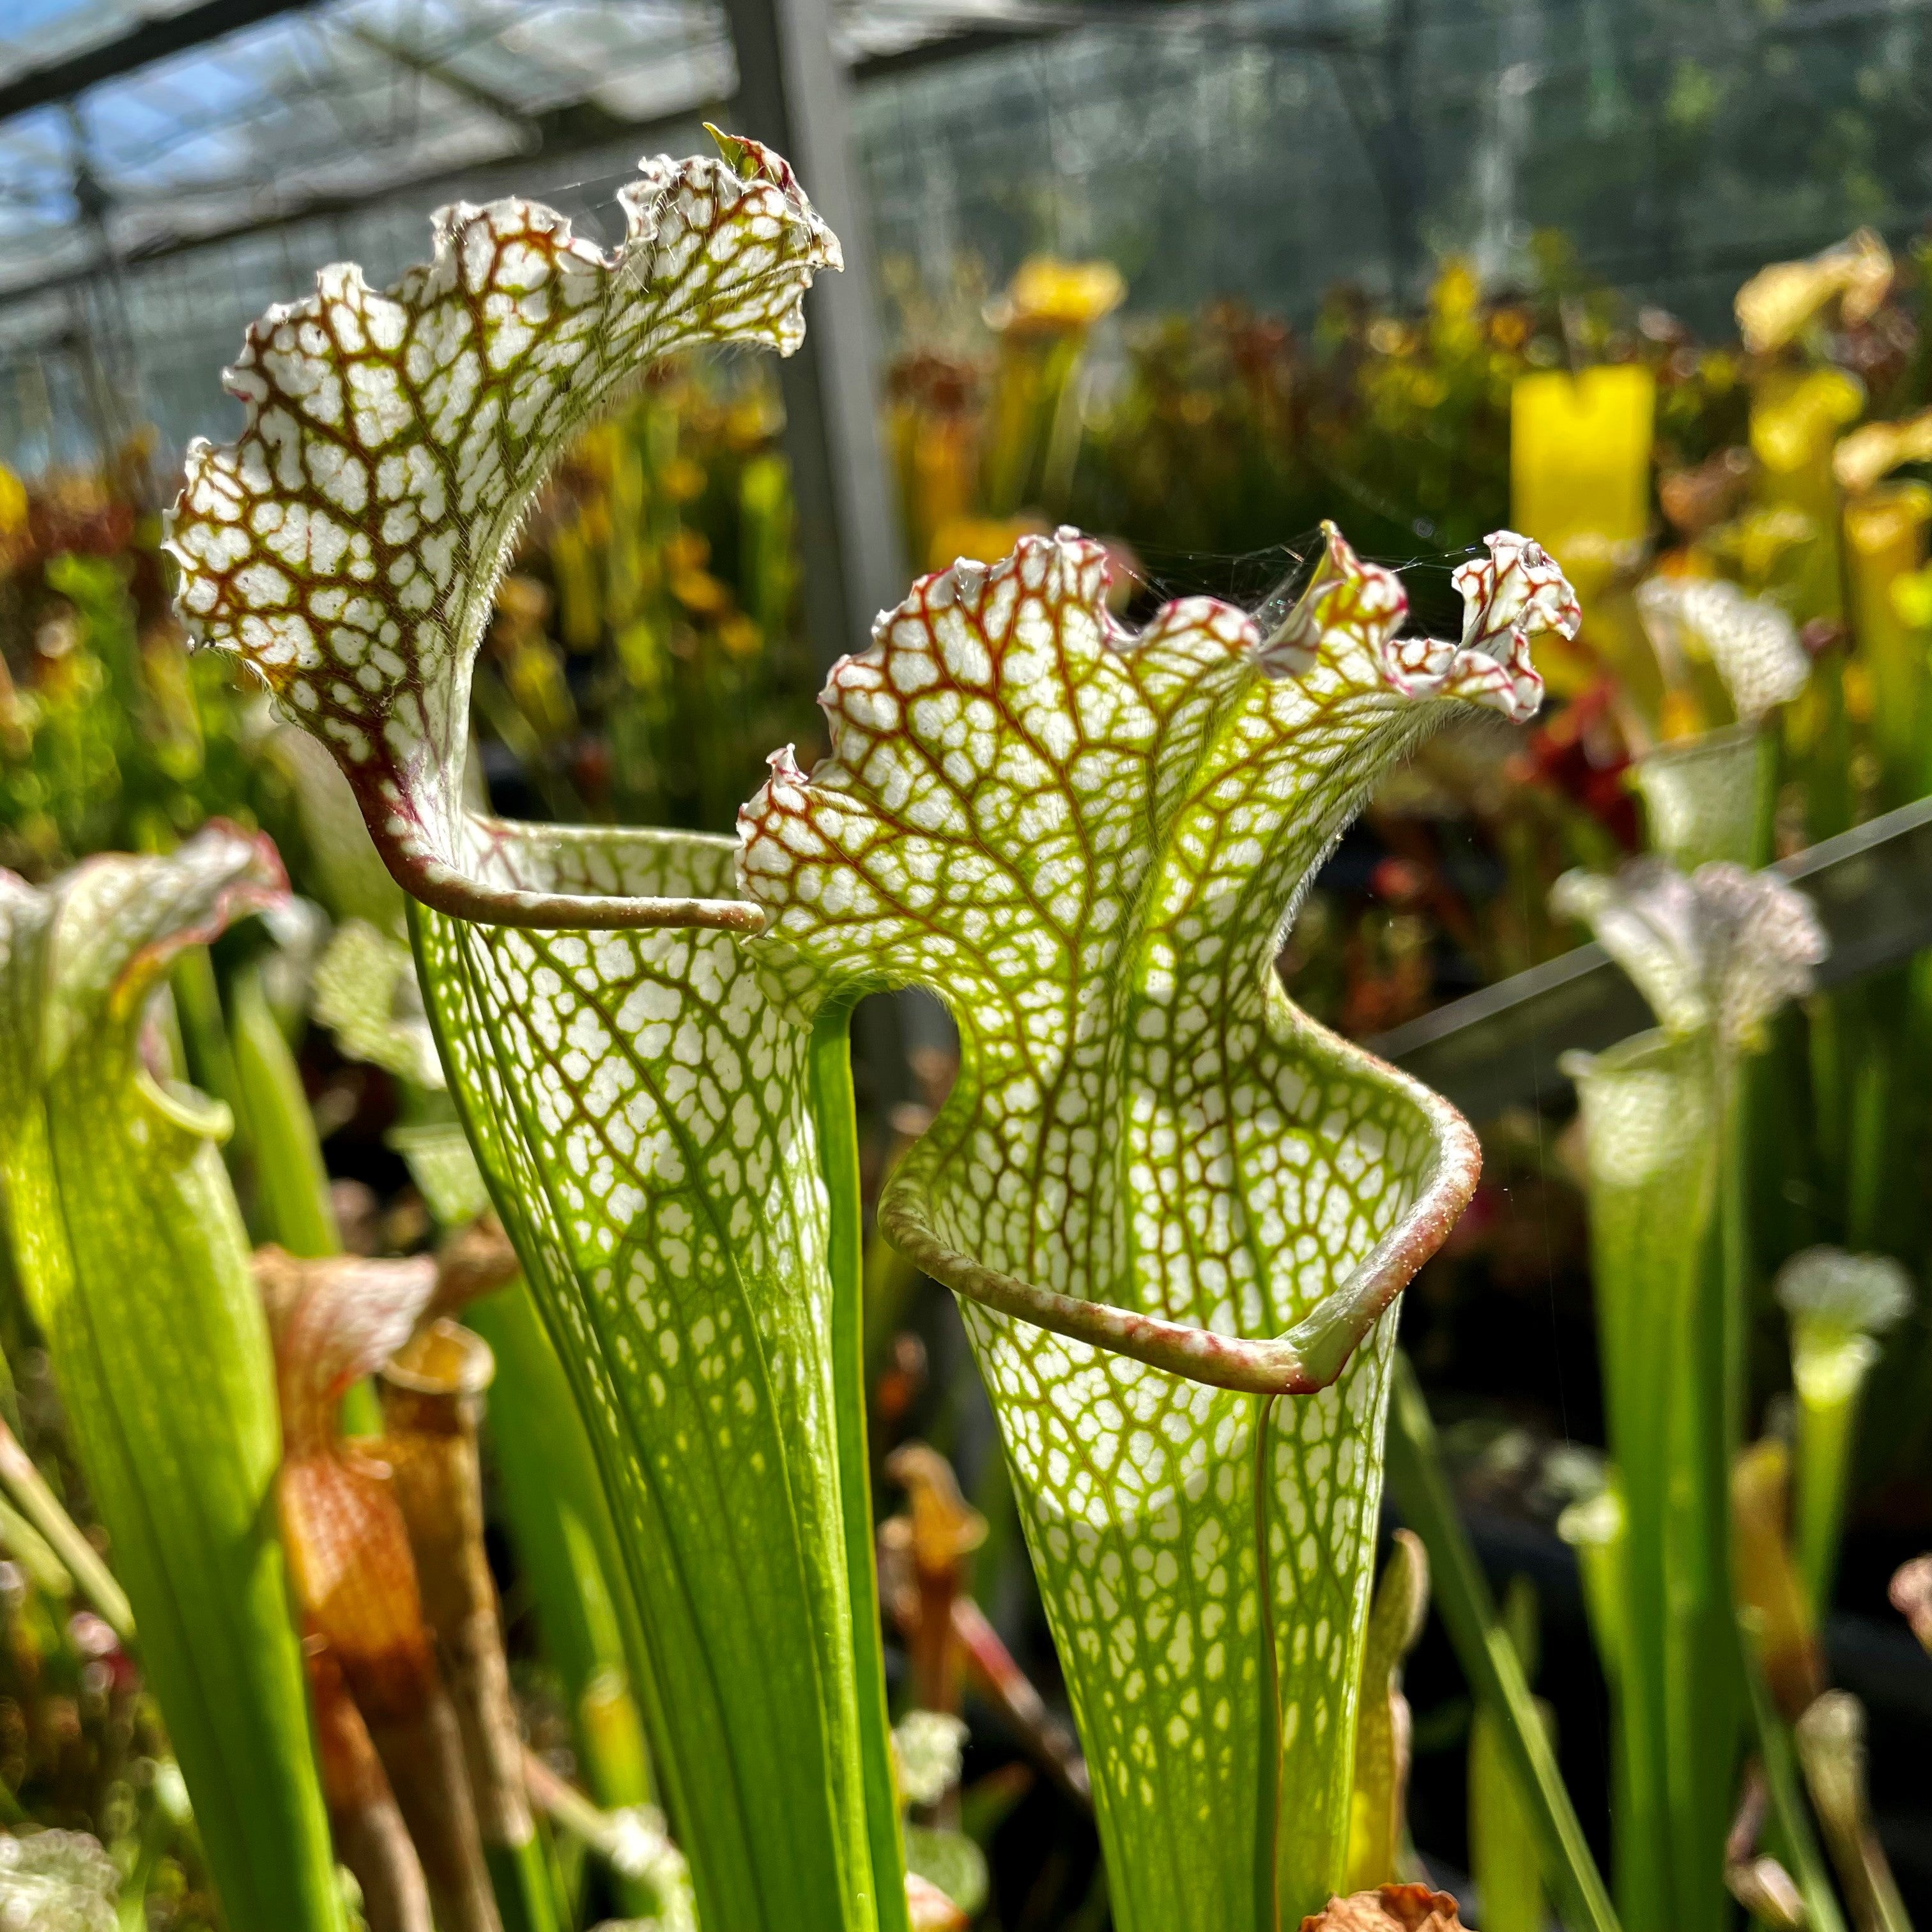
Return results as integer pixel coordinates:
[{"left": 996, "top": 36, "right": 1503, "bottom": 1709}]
[{"left": 873, "top": 1073, "right": 1478, "bottom": 1397}]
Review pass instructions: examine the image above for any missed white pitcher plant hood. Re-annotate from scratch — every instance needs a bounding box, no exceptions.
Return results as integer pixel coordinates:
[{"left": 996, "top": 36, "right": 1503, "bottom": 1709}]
[
  {"left": 738, "top": 523, "right": 1577, "bottom": 1926},
  {"left": 742, "top": 523, "right": 1575, "bottom": 1394},
  {"left": 1552, "top": 858, "right": 1827, "bottom": 1054},
  {"left": 166, "top": 132, "right": 835, "bottom": 932},
  {"left": 1634, "top": 577, "right": 1809, "bottom": 725},
  {"left": 1775, "top": 1246, "right": 1913, "bottom": 1405}
]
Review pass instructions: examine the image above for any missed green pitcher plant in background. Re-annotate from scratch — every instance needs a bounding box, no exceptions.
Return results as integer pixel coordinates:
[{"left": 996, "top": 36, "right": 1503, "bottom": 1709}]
[
  {"left": 1627, "top": 577, "right": 1808, "bottom": 872},
  {"left": 0, "top": 827, "right": 346, "bottom": 1932},
  {"left": 1773, "top": 1246, "right": 1915, "bottom": 1623},
  {"left": 165, "top": 127, "right": 1588, "bottom": 1928},
  {"left": 1553, "top": 857, "right": 1828, "bottom": 1932}
]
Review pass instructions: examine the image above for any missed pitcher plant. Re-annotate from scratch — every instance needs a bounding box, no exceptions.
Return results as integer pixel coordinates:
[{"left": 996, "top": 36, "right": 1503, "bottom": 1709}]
[{"left": 167, "top": 129, "right": 1586, "bottom": 1931}]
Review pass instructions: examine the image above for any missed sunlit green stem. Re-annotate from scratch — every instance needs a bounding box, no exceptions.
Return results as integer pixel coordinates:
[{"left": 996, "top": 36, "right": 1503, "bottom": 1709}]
[
  {"left": 1739, "top": 1636, "right": 1847, "bottom": 1932},
  {"left": 1383, "top": 1353, "right": 1621, "bottom": 1932},
  {"left": 1791, "top": 1339, "right": 1874, "bottom": 1621},
  {"left": 227, "top": 962, "right": 388, "bottom": 1436},
  {"left": 484, "top": 1840, "right": 561, "bottom": 1932},
  {"left": 812, "top": 999, "right": 912, "bottom": 1932},
  {"left": 230, "top": 963, "right": 341, "bottom": 1259},
  {"left": 1469, "top": 1577, "right": 1551, "bottom": 1932},
  {"left": 0, "top": 1414, "right": 134, "bottom": 1639},
  {"left": 170, "top": 946, "right": 249, "bottom": 1159}
]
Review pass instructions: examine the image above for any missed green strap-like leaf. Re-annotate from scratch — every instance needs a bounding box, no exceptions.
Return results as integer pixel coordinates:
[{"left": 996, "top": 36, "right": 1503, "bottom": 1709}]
[
  {"left": 0, "top": 827, "right": 346, "bottom": 1932},
  {"left": 1383, "top": 1355, "right": 1620, "bottom": 1932},
  {"left": 738, "top": 525, "right": 1579, "bottom": 1928},
  {"left": 167, "top": 137, "right": 836, "bottom": 933}
]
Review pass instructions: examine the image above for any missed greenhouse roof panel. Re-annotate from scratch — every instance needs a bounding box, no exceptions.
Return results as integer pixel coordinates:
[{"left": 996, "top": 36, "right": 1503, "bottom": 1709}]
[
  {"left": 1, "top": 0, "right": 211, "bottom": 73},
  {"left": 0, "top": 0, "right": 1059, "bottom": 301}
]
